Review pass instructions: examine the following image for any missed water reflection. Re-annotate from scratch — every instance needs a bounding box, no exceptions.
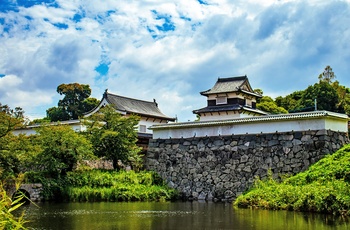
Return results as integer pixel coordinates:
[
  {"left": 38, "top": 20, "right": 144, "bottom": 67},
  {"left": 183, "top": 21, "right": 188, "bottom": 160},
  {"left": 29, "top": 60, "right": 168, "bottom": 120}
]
[{"left": 22, "top": 201, "right": 349, "bottom": 230}]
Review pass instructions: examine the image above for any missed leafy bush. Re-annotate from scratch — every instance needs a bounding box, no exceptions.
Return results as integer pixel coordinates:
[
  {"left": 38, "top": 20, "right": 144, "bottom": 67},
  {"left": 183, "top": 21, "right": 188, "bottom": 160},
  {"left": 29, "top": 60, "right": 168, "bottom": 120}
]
[
  {"left": 26, "top": 169, "right": 178, "bottom": 202},
  {"left": 61, "top": 170, "right": 177, "bottom": 202},
  {"left": 234, "top": 144, "right": 350, "bottom": 216}
]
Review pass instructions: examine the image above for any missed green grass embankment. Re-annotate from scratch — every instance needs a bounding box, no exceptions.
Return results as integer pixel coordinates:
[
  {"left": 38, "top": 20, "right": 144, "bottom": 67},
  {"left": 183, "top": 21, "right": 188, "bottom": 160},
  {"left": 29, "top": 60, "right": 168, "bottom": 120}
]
[
  {"left": 63, "top": 170, "right": 178, "bottom": 202},
  {"left": 27, "top": 170, "right": 178, "bottom": 202},
  {"left": 234, "top": 144, "right": 350, "bottom": 216}
]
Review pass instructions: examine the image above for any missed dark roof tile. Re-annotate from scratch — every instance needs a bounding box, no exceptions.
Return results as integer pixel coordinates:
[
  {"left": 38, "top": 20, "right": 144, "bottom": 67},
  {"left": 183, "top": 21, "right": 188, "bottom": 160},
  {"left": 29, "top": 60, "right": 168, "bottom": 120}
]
[{"left": 105, "top": 92, "right": 175, "bottom": 121}]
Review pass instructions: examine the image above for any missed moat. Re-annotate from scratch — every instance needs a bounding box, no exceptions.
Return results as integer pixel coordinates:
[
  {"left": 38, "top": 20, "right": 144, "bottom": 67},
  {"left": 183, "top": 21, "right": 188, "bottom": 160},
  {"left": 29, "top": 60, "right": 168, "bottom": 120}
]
[{"left": 23, "top": 201, "right": 349, "bottom": 230}]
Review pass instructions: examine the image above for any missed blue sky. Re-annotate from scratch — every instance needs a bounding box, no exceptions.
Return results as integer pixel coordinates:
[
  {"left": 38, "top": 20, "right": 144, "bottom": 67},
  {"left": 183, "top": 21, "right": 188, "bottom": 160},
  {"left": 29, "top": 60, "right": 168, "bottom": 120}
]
[{"left": 1, "top": 0, "right": 350, "bottom": 121}]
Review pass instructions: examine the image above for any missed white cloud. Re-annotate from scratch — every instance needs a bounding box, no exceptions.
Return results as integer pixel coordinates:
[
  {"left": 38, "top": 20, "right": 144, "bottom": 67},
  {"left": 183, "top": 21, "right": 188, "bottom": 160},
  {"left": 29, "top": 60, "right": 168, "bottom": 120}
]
[
  {"left": 0, "top": 74, "right": 22, "bottom": 89},
  {"left": 1, "top": 0, "right": 350, "bottom": 122}
]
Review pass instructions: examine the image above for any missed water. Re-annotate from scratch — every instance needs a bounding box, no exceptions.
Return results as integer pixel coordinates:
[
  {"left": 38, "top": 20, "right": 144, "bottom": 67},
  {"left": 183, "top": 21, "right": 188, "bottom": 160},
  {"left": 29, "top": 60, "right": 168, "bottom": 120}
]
[{"left": 21, "top": 201, "right": 349, "bottom": 230}]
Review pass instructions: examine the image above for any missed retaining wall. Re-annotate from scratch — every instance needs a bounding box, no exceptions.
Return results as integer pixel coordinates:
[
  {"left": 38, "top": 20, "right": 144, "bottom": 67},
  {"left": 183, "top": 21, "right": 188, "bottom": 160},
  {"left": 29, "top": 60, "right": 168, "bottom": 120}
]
[{"left": 145, "top": 129, "right": 349, "bottom": 202}]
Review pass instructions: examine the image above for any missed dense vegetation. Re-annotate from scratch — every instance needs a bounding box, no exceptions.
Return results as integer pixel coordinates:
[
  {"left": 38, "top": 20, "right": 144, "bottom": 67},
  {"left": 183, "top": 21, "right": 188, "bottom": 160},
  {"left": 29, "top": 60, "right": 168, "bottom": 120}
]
[
  {"left": 256, "top": 66, "right": 350, "bottom": 114},
  {"left": 234, "top": 144, "right": 350, "bottom": 216},
  {"left": 0, "top": 104, "right": 143, "bottom": 182},
  {"left": 24, "top": 170, "right": 178, "bottom": 202}
]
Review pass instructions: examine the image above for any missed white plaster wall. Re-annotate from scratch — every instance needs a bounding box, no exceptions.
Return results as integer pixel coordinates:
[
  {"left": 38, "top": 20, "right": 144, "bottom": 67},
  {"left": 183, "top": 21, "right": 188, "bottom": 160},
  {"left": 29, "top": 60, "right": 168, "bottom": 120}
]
[
  {"left": 13, "top": 123, "right": 85, "bottom": 136},
  {"left": 138, "top": 118, "right": 167, "bottom": 134},
  {"left": 199, "top": 111, "right": 257, "bottom": 122},
  {"left": 325, "top": 118, "right": 348, "bottom": 132},
  {"left": 152, "top": 117, "right": 348, "bottom": 139},
  {"left": 12, "top": 129, "right": 37, "bottom": 136}
]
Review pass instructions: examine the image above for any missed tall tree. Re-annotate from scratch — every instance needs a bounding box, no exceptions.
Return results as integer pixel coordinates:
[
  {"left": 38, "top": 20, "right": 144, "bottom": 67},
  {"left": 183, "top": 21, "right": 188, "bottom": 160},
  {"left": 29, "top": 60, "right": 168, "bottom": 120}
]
[
  {"left": 318, "top": 65, "right": 336, "bottom": 83},
  {"left": 47, "top": 83, "right": 99, "bottom": 121},
  {"left": 83, "top": 105, "right": 142, "bottom": 170}
]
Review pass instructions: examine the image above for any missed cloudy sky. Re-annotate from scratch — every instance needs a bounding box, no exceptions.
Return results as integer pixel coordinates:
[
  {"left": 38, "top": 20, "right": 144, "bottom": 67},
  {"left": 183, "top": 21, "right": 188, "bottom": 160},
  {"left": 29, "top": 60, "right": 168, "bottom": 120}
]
[{"left": 1, "top": 0, "right": 350, "bottom": 122}]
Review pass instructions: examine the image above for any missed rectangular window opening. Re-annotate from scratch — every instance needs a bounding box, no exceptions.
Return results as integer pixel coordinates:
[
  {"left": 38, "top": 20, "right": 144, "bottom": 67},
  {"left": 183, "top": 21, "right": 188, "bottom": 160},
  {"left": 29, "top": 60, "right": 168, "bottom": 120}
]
[
  {"left": 139, "top": 125, "right": 147, "bottom": 133},
  {"left": 216, "top": 96, "right": 227, "bottom": 105}
]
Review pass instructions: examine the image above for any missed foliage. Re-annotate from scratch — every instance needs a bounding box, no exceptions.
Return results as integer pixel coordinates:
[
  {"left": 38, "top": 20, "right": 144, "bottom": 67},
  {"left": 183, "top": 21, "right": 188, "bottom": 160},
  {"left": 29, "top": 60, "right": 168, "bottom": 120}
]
[
  {"left": 275, "top": 66, "right": 350, "bottom": 114},
  {"left": 318, "top": 65, "right": 336, "bottom": 83},
  {"left": 0, "top": 134, "right": 40, "bottom": 180},
  {"left": 61, "top": 170, "right": 178, "bottom": 202},
  {"left": 46, "top": 107, "right": 70, "bottom": 122},
  {"left": 28, "top": 117, "right": 51, "bottom": 125},
  {"left": 83, "top": 105, "right": 142, "bottom": 170},
  {"left": 25, "top": 169, "right": 177, "bottom": 202},
  {"left": 301, "top": 81, "right": 340, "bottom": 112},
  {"left": 0, "top": 104, "right": 25, "bottom": 138},
  {"left": 275, "top": 91, "right": 304, "bottom": 112},
  {"left": 234, "top": 144, "right": 350, "bottom": 216},
  {"left": 332, "top": 81, "right": 350, "bottom": 114},
  {"left": 47, "top": 83, "right": 99, "bottom": 121},
  {"left": 0, "top": 104, "right": 30, "bottom": 180},
  {"left": 256, "top": 96, "right": 288, "bottom": 114},
  {"left": 36, "top": 125, "right": 95, "bottom": 178},
  {"left": 0, "top": 175, "right": 28, "bottom": 230}
]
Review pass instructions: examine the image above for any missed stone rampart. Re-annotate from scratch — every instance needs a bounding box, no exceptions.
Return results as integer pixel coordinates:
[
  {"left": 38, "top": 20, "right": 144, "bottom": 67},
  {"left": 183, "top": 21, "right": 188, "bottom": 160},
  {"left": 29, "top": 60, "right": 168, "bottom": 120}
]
[{"left": 145, "top": 129, "right": 349, "bottom": 202}]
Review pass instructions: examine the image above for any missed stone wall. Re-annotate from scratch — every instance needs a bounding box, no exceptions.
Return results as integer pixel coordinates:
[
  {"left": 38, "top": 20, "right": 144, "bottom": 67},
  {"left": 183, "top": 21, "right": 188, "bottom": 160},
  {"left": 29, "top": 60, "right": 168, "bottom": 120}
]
[
  {"left": 5, "top": 183, "right": 43, "bottom": 202},
  {"left": 145, "top": 129, "right": 349, "bottom": 202}
]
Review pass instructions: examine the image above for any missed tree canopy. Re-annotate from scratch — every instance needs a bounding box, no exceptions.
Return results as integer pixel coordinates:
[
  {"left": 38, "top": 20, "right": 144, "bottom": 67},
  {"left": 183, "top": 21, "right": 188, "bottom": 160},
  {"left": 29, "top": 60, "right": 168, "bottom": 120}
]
[
  {"left": 36, "top": 125, "right": 94, "bottom": 177},
  {"left": 46, "top": 83, "right": 99, "bottom": 122},
  {"left": 0, "top": 104, "right": 28, "bottom": 179},
  {"left": 273, "top": 66, "right": 350, "bottom": 114},
  {"left": 256, "top": 96, "right": 288, "bottom": 114},
  {"left": 83, "top": 105, "right": 142, "bottom": 170}
]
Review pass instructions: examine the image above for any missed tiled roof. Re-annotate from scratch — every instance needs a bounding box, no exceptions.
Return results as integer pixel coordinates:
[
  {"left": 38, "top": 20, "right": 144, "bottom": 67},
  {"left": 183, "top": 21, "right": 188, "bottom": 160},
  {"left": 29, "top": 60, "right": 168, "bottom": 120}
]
[
  {"left": 105, "top": 92, "right": 175, "bottom": 121},
  {"left": 150, "top": 111, "right": 349, "bottom": 130},
  {"left": 200, "top": 76, "right": 260, "bottom": 96}
]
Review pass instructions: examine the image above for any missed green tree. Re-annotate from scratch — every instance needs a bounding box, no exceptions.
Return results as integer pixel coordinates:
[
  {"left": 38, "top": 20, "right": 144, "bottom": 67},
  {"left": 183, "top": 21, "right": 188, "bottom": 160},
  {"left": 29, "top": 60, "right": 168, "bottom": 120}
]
[
  {"left": 36, "top": 125, "right": 94, "bottom": 177},
  {"left": 46, "top": 107, "right": 70, "bottom": 122},
  {"left": 301, "top": 80, "right": 339, "bottom": 112},
  {"left": 275, "top": 91, "right": 304, "bottom": 112},
  {"left": 47, "top": 83, "right": 99, "bottom": 121},
  {"left": 256, "top": 96, "right": 288, "bottom": 114},
  {"left": 253, "top": 88, "right": 264, "bottom": 103},
  {"left": 0, "top": 104, "right": 28, "bottom": 179},
  {"left": 318, "top": 65, "right": 336, "bottom": 83},
  {"left": 83, "top": 105, "right": 142, "bottom": 170},
  {"left": 331, "top": 80, "right": 350, "bottom": 114},
  {"left": 0, "top": 104, "right": 25, "bottom": 138}
]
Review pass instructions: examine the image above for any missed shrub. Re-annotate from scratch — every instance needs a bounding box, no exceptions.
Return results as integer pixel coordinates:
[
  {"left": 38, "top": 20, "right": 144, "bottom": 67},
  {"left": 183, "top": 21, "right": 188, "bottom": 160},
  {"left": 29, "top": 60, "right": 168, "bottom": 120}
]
[{"left": 234, "top": 144, "right": 350, "bottom": 216}]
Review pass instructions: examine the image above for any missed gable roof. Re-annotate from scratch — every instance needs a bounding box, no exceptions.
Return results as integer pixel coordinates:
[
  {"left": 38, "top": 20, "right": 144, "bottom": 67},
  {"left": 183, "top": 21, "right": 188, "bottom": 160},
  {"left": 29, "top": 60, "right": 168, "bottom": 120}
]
[
  {"left": 97, "top": 90, "right": 175, "bottom": 121},
  {"left": 200, "top": 76, "right": 261, "bottom": 97}
]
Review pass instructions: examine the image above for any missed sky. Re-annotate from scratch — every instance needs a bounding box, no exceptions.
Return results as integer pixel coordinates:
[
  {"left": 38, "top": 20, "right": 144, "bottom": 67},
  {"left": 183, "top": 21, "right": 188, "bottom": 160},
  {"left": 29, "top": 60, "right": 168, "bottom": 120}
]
[{"left": 1, "top": 0, "right": 350, "bottom": 122}]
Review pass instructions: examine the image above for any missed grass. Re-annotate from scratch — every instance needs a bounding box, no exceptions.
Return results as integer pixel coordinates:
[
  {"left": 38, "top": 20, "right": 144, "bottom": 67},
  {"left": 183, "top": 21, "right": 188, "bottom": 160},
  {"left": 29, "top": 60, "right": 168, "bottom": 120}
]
[
  {"left": 26, "top": 169, "right": 178, "bottom": 202},
  {"left": 234, "top": 144, "right": 350, "bottom": 216}
]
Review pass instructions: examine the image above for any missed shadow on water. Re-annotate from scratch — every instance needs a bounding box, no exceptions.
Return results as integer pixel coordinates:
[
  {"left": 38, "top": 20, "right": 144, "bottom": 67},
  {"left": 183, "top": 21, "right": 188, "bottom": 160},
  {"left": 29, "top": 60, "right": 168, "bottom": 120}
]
[{"left": 22, "top": 201, "right": 349, "bottom": 230}]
